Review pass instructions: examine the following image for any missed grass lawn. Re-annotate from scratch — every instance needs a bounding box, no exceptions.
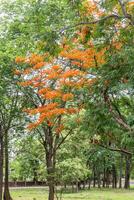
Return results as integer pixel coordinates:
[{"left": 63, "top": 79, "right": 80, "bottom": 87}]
[{"left": 11, "top": 187, "right": 134, "bottom": 200}]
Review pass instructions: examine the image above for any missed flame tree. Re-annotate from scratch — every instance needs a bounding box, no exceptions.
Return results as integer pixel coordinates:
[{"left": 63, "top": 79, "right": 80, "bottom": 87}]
[
  {"left": 14, "top": 31, "right": 105, "bottom": 200},
  {"left": 15, "top": 52, "right": 86, "bottom": 200}
]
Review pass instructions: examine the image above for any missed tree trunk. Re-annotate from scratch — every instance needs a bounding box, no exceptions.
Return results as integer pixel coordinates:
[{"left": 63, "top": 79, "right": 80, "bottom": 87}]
[
  {"left": 112, "top": 164, "right": 117, "bottom": 188},
  {"left": 93, "top": 165, "right": 96, "bottom": 187},
  {"left": 83, "top": 180, "right": 86, "bottom": 190},
  {"left": 88, "top": 178, "right": 91, "bottom": 189},
  {"left": 48, "top": 181, "right": 55, "bottom": 200},
  {"left": 106, "top": 169, "right": 110, "bottom": 188},
  {"left": 44, "top": 127, "right": 56, "bottom": 200},
  {"left": 103, "top": 159, "right": 106, "bottom": 188},
  {"left": 46, "top": 150, "right": 55, "bottom": 200},
  {"left": 4, "top": 131, "right": 12, "bottom": 200},
  {"left": 119, "top": 154, "right": 123, "bottom": 188},
  {"left": 64, "top": 183, "right": 67, "bottom": 189},
  {"left": 76, "top": 181, "right": 79, "bottom": 192},
  {"left": 77, "top": 181, "right": 81, "bottom": 191},
  {"left": 0, "top": 125, "right": 3, "bottom": 200},
  {"left": 124, "top": 154, "right": 132, "bottom": 189},
  {"left": 33, "top": 167, "right": 38, "bottom": 185},
  {"left": 97, "top": 172, "right": 101, "bottom": 188}
]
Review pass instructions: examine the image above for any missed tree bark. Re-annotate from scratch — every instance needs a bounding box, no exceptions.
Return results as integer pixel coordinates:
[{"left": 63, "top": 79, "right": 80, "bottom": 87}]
[
  {"left": 0, "top": 125, "right": 3, "bottom": 200},
  {"left": 106, "top": 169, "right": 110, "bottom": 188},
  {"left": 3, "top": 131, "right": 12, "bottom": 200},
  {"left": 88, "top": 178, "right": 91, "bottom": 189},
  {"left": 97, "top": 172, "right": 101, "bottom": 188},
  {"left": 44, "top": 127, "right": 56, "bottom": 200},
  {"left": 76, "top": 181, "right": 79, "bottom": 192},
  {"left": 46, "top": 151, "right": 55, "bottom": 200},
  {"left": 93, "top": 165, "right": 96, "bottom": 187},
  {"left": 103, "top": 159, "right": 106, "bottom": 188},
  {"left": 119, "top": 154, "right": 123, "bottom": 188},
  {"left": 124, "top": 154, "right": 132, "bottom": 189},
  {"left": 48, "top": 181, "right": 55, "bottom": 200},
  {"left": 112, "top": 164, "right": 117, "bottom": 188}
]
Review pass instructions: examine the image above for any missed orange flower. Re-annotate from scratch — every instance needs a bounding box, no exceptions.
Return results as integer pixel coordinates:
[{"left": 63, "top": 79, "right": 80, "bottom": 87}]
[
  {"left": 45, "top": 90, "right": 62, "bottom": 99},
  {"left": 61, "top": 70, "right": 80, "bottom": 78},
  {"left": 67, "top": 108, "right": 77, "bottom": 114},
  {"left": 71, "top": 61, "right": 81, "bottom": 67},
  {"left": 47, "top": 72, "right": 59, "bottom": 80},
  {"left": 38, "top": 87, "right": 51, "bottom": 95},
  {"left": 14, "top": 69, "right": 21, "bottom": 75},
  {"left": 33, "top": 62, "right": 45, "bottom": 70},
  {"left": 33, "top": 82, "right": 42, "bottom": 88},
  {"left": 27, "top": 122, "right": 39, "bottom": 129},
  {"left": 18, "top": 80, "right": 33, "bottom": 87},
  {"left": 38, "top": 103, "right": 59, "bottom": 113},
  {"left": 62, "top": 93, "right": 74, "bottom": 101},
  {"left": 52, "top": 65, "right": 61, "bottom": 70},
  {"left": 29, "top": 54, "right": 44, "bottom": 65},
  {"left": 23, "top": 68, "right": 32, "bottom": 75},
  {"left": 15, "top": 56, "right": 25, "bottom": 63}
]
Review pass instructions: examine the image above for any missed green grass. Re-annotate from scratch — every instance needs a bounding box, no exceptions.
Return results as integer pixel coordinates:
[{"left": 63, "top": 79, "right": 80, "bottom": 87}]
[{"left": 11, "top": 187, "right": 134, "bottom": 200}]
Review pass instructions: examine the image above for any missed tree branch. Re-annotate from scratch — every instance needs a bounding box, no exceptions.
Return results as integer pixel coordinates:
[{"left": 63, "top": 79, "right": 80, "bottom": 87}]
[
  {"left": 96, "top": 143, "right": 132, "bottom": 155},
  {"left": 118, "top": 0, "right": 134, "bottom": 25},
  {"left": 103, "top": 90, "right": 132, "bottom": 132},
  {"left": 55, "top": 129, "right": 72, "bottom": 151},
  {"left": 60, "top": 14, "right": 121, "bottom": 33}
]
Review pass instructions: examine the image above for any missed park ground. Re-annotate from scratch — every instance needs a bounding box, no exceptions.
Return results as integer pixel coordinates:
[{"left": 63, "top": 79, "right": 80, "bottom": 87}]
[{"left": 11, "top": 187, "right": 134, "bottom": 200}]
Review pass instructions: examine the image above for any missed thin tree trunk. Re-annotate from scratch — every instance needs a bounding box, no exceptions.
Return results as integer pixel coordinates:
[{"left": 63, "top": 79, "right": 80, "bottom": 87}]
[
  {"left": 112, "top": 164, "right": 117, "bottom": 188},
  {"left": 76, "top": 181, "right": 79, "bottom": 192},
  {"left": 78, "top": 181, "right": 81, "bottom": 191},
  {"left": 83, "top": 180, "right": 86, "bottom": 190},
  {"left": 0, "top": 125, "right": 3, "bottom": 200},
  {"left": 4, "top": 131, "right": 12, "bottom": 200},
  {"left": 48, "top": 181, "right": 55, "bottom": 200},
  {"left": 103, "top": 159, "right": 106, "bottom": 188},
  {"left": 33, "top": 165, "right": 38, "bottom": 185},
  {"left": 124, "top": 154, "right": 132, "bottom": 189},
  {"left": 119, "top": 154, "right": 123, "bottom": 188},
  {"left": 64, "top": 183, "right": 67, "bottom": 189},
  {"left": 44, "top": 127, "right": 56, "bottom": 200},
  {"left": 97, "top": 172, "right": 101, "bottom": 188},
  {"left": 88, "top": 178, "right": 91, "bottom": 189},
  {"left": 106, "top": 169, "right": 110, "bottom": 188},
  {"left": 46, "top": 150, "right": 55, "bottom": 200},
  {"left": 93, "top": 165, "right": 96, "bottom": 187}
]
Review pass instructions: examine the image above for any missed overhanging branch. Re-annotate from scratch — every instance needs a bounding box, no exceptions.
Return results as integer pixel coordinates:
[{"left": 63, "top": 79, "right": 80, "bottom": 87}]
[
  {"left": 95, "top": 143, "right": 132, "bottom": 155},
  {"left": 60, "top": 14, "right": 121, "bottom": 34}
]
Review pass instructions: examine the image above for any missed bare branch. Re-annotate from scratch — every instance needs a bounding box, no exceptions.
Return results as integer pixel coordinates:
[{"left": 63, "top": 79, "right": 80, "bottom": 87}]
[
  {"left": 36, "top": 128, "right": 47, "bottom": 150},
  {"left": 55, "top": 129, "right": 72, "bottom": 151}
]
